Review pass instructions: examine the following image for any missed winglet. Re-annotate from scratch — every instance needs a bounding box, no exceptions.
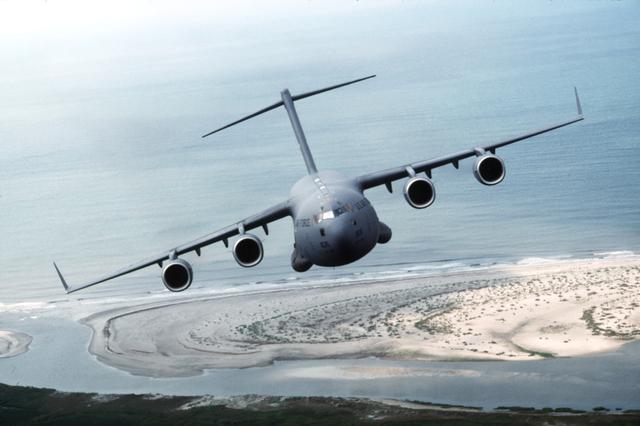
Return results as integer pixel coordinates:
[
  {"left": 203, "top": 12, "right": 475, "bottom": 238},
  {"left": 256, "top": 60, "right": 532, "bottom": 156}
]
[
  {"left": 574, "top": 87, "right": 583, "bottom": 116},
  {"left": 53, "top": 262, "right": 71, "bottom": 293}
]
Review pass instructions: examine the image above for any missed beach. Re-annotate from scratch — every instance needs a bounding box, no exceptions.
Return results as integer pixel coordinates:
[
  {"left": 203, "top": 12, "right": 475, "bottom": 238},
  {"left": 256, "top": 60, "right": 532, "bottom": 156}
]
[{"left": 81, "top": 256, "right": 640, "bottom": 377}]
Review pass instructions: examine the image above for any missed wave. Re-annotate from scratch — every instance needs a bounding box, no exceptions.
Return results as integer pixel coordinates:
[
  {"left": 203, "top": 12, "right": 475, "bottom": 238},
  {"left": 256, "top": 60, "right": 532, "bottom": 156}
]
[
  {"left": 593, "top": 250, "right": 637, "bottom": 259},
  {"left": 5, "top": 251, "right": 638, "bottom": 317}
]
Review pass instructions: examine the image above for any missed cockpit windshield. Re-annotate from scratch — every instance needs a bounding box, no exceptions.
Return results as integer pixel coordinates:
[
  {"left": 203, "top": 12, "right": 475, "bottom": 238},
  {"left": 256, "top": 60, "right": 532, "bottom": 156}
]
[{"left": 313, "top": 203, "right": 353, "bottom": 224}]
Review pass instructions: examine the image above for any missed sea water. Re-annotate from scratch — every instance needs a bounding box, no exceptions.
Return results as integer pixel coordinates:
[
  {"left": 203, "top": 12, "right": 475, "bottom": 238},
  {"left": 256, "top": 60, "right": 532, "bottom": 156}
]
[
  {"left": 1, "top": 1, "right": 638, "bottom": 303},
  {"left": 0, "top": 309, "right": 638, "bottom": 410}
]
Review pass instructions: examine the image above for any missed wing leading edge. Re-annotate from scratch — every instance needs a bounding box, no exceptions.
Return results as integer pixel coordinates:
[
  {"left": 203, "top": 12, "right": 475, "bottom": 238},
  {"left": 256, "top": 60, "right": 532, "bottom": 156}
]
[
  {"left": 54, "top": 200, "right": 292, "bottom": 293},
  {"left": 357, "top": 88, "right": 584, "bottom": 190}
]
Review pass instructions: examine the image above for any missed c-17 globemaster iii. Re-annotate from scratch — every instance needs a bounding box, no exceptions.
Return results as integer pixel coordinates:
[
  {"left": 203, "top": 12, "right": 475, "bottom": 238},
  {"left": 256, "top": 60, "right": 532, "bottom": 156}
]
[{"left": 54, "top": 75, "right": 584, "bottom": 293}]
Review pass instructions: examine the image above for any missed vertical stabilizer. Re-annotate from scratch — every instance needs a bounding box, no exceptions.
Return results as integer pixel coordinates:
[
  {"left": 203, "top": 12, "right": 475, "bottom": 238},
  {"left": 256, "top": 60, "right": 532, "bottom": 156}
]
[{"left": 281, "top": 89, "right": 317, "bottom": 174}]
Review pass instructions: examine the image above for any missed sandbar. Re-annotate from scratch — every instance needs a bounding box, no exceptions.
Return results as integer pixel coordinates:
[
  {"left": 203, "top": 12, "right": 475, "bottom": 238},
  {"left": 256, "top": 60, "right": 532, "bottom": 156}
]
[
  {"left": 81, "top": 256, "right": 640, "bottom": 377},
  {"left": 0, "top": 330, "right": 32, "bottom": 358}
]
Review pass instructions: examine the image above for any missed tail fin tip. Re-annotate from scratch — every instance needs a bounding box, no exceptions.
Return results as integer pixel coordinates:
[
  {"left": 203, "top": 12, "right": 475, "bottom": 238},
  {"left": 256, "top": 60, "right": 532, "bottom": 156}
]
[
  {"left": 53, "top": 262, "right": 71, "bottom": 293},
  {"left": 574, "top": 87, "right": 583, "bottom": 116}
]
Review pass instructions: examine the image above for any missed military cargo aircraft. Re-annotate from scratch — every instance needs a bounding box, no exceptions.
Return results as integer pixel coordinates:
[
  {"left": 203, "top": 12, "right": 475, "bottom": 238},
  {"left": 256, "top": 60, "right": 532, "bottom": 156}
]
[{"left": 54, "top": 75, "right": 583, "bottom": 293}]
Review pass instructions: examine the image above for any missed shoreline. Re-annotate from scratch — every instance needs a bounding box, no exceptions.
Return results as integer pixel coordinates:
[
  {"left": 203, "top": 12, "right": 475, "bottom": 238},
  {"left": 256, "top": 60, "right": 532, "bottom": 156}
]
[
  {"left": 80, "top": 256, "right": 640, "bottom": 377},
  {"left": 0, "top": 330, "right": 32, "bottom": 358}
]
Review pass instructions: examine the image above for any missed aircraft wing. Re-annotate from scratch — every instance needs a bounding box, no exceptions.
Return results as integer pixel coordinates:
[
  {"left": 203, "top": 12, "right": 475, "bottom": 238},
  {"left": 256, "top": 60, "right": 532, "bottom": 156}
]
[
  {"left": 357, "top": 89, "right": 584, "bottom": 191},
  {"left": 54, "top": 200, "right": 292, "bottom": 293}
]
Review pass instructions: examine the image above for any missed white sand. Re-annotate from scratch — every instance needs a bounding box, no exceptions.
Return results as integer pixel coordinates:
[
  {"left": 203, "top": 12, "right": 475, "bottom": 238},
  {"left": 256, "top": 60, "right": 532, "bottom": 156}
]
[
  {"left": 81, "top": 257, "right": 640, "bottom": 377},
  {"left": 0, "top": 330, "right": 32, "bottom": 358}
]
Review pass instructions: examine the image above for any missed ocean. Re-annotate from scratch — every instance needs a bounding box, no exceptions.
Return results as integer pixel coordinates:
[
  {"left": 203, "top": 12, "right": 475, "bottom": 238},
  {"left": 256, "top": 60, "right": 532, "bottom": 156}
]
[{"left": 1, "top": 1, "right": 639, "bottom": 304}]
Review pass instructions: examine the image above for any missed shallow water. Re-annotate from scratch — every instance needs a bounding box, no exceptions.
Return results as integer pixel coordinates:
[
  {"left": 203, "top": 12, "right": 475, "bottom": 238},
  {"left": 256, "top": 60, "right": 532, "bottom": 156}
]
[{"left": 0, "top": 311, "right": 638, "bottom": 410}]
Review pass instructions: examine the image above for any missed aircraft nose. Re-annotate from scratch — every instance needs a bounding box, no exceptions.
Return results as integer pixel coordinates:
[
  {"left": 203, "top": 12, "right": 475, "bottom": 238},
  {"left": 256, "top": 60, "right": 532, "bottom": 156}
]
[
  {"left": 326, "top": 215, "right": 359, "bottom": 254},
  {"left": 311, "top": 208, "right": 377, "bottom": 268},
  {"left": 329, "top": 219, "right": 350, "bottom": 244}
]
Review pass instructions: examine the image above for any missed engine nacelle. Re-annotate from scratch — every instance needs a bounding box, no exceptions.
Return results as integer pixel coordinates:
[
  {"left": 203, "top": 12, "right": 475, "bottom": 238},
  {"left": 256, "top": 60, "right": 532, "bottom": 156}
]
[
  {"left": 403, "top": 176, "right": 436, "bottom": 209},
  {"left": 233, "top": 233, "right": 264, "bottom": 267},
  {"left": 473, "top": 154, "right": 505, "bottom": 186},
  {"left": 161, "top": 258, "right": 193, "bottom": 292}
]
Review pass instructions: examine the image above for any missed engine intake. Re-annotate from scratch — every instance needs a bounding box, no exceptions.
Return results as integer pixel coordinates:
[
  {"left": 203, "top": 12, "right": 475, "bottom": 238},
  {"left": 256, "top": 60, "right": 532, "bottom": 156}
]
[
  {"left": 403, "top": 176, "right": 436, "bottom": 209},
  {"left": 161, "top": 259, "right": 193, "bottom": 292},
  {"left": 233, "top": 233, "right": 264, "bottom": 267},
  {"left": 473, "top": 154, "right": 505, "bottom": 185}
]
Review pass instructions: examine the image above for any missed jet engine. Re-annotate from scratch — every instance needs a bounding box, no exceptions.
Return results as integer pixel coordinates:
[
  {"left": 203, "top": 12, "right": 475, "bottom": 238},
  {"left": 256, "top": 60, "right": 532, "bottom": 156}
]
[
  {"left": 161, "top": 258, "right": 193, "bottom": 292},
  {"left": 473, "top": 154, "right": 505, "bottom": 185},
  {"left": 403, "top": 176, "right": 436, "bottom": 209},
  {"left": 233, "top": 234, "right": 264, "bottom": 267}
]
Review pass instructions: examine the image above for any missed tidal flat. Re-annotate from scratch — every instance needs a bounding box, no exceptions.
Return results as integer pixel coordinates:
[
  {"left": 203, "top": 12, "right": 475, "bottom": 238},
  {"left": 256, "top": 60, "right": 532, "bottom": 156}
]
[{"left": 82, "top": 257, "right": 640, "bottom": 377}]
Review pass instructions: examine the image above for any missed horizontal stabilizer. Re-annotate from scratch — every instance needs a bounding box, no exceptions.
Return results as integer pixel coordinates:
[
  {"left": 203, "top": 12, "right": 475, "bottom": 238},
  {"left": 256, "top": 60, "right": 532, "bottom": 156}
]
[
  {"left": 201, "top": 100, "right": 283, "bottom": 138},
  {"left": 202, "top": 75, "right": 376, "bottom": 138},
  {"left": 291, "top": 75, "right": 376, "bottom": 102}
]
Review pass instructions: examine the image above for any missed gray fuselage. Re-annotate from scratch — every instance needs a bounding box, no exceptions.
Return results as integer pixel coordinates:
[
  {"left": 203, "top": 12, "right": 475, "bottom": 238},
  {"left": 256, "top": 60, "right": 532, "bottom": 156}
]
[{"left": 290, "top": 171, "right": 379, "bottom": 267}]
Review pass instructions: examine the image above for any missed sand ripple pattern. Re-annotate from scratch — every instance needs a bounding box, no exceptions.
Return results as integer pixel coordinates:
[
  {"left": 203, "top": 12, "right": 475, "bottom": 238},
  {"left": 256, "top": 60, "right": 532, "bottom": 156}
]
[{"left": 82, "top": 258, "right": 640, "bottom": 377}]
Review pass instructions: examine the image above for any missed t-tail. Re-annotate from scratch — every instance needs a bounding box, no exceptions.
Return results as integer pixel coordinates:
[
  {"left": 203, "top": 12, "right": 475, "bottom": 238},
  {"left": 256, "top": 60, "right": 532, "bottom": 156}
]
[{"left": 201, "top": 75, "right": 376, "bottom": 175}]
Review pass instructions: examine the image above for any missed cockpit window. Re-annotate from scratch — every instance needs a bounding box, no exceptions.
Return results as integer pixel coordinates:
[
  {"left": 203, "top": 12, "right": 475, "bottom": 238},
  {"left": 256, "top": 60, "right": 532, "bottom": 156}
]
[
  {"left": 320, "top": 210, "right": 335, "bottom": 221},
  {"left": 313, "top": 203, "right": 353, "bottom": 223}
]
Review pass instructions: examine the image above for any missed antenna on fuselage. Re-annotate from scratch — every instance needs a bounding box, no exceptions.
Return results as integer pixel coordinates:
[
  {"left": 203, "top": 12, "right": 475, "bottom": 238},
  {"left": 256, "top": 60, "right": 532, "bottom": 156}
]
[{"left": 201, "top": 75, "right": 376, "bottom": 175}]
